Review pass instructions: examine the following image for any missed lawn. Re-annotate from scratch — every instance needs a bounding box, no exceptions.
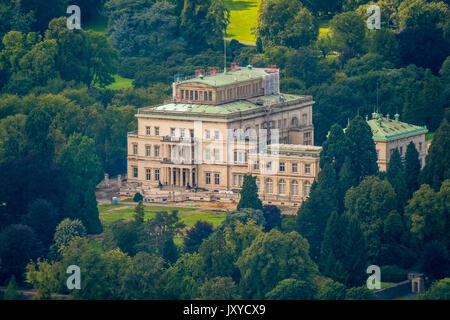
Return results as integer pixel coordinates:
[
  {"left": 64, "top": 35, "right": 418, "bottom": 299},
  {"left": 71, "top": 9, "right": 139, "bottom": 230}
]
[
  {"left": 105, "top": 74, "right": 133, "bottom": 90},
  {"left": 98, "top": 203, "right": 227, "bottom": 228},
  {"left": 225, "top": 0, "right": 261, "bottom": 44}
]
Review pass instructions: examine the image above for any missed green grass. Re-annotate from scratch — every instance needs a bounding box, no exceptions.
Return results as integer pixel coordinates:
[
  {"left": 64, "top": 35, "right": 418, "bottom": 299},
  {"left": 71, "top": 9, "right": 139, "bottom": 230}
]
[
  {"left": 225, "top": 0, "right": 260, "bottom": 43},
  {"left": 380, "top": 282, "right": 396, "bottom": 289},
  {"left": 105, "top": 74, "right": 133, "bottom": 90},
  {"left": 98, "top": 204, "right": 226, "bottom": 228}
]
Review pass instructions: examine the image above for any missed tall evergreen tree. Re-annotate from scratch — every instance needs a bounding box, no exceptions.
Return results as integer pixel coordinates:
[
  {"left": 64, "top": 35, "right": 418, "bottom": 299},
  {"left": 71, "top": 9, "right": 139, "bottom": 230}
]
[
  {"left": 387, "top": 149, "right": 408, "bottom": 211},
  {"left": 420, "top": 119, "right": 450, "bottom": 190},
  {"left": 320, "top": 124, "right": 351, "bottom": 172},
  {"left": 237, "top": 175, "right": 263, "bottom": 211},
  {"left": 345, "top": 116, "right": 379, "bottom": 185},
  {"left": 404, "top": 141, "right": 421, "bottom": 198}
]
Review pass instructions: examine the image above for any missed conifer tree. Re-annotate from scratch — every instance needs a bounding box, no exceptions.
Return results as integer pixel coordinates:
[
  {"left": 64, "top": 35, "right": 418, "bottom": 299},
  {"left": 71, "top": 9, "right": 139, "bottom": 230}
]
[
  {"left": 404, "top": 141, "right": 421, "bottom": 198},
  {"left": 237, "top": 175, "right": 263, "bottom": 211},
  {"left": 387, "top": 149, "right": 408, "bottom": 211}
]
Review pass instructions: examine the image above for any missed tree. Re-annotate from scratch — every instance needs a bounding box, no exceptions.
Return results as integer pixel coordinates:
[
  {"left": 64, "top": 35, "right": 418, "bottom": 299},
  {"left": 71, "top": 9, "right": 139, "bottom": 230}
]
[
  {"left": 262, "top": 205, "right": 281, "bottom": 232},
  {"left": 25, "top": 258, "right": 62, "bottom": 300},
  {"left": 420, "top": 120, "right": 450, "bottom": 190},
  {"left": 405, "top": 141, "right": 422, "bottom": 198},
  {"left": 221, "top": 208, "right": 266, "bottom": 230},
  {"left": 180, "top": 0, "right": 229, "bottom": 52},
  {"left": 345, "top": 286, "right": 376, "bottom": 300},
  {"left": 133, "top": 201, "right": 145, "bottom": 225},
  {"left": 345, "top": 116, "right": 379, "bottom": 185},
  {"left": 398, "top": 0, "right": 448, "bottom": 31},
  {"left": 236, "top": 230, "right": 318, "bottom": 299},
  {"left": 317, "top": 279, "right": 347, "bottom": 300},
  {"left": 133, "top": 192, "right": 143, "bottom": 203},
  {"left": 0, "top": 224, "right": 44, "bottom": 283},
  {"left": 102, "top": 220, "right": 139, "bottom": 256},
  {"left": 386, "top": 149, "right": 408, "bottom": 211},
  {"left": 53, "top": 218, "right": 87, "bottom": 251},
  {"left": 367, "top": 29, "right": 400, "bottom": 66},
  {"left": 329, "top": 11, "right": 366, "bottom": 54},
  {"left": 420, "top": 278, "right": 450, "bottom": 300},
  {"left": 162, "top": 253, "right": 206, "bottom": 299},
  {"left": 184, "top": 221, "right": 214, "bottom": 253},
  {"left": 257, "top": 0, "right": 318, "bottom": 49},
  {"left": 420, "top": 240, "right": 449, "bottom": 281},
  {"left": 120, "top": 252, "right": 166, "bottom": 299},
  {"left": 297, "top": 165, "right": 339, "bottom": 261},
  {"left": 4, "top": 275, "right": 19, "bottom": 300},
  {"left": 23, "top": 198, "right": 60, "bottom": 248},
  {"left": 24, "top": 108, "right": 54, "bottom": 164},
  {"left": 237, "top": 175, "right": 263, "bottom": 211},
  {"left": 225, "top": 220, "right": 263, "bottom": 260},
  {"left": 320, "top": 212, "right": 368, "bottom": 287},
  {"left": 59, "top": 133, "right": 103, "bottom": 234},
  {"left": 265, "top": 278, "right": 317, "bottom": 300},
  {"left": 138, "top": 210, "right": 185, "bottom": 262},
  {"left": 345, "top": 176, "right": 398, "bottom": 263},
  {"left": 198, "top": 230, "right": 236, "bottom": 279},
  {"left": 405, "top": 184, "right": 446, "bottom": 249},
  {"left": 198, "top": 277, "right": 240, "bottom": 300}
]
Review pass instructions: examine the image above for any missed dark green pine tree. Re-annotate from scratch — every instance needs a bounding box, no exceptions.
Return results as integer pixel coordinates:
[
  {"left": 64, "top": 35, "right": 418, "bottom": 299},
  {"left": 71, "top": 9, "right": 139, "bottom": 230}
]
[
  {"left": 320, "top": 212, "right": 367, "bottom": 288},
  {"left": 338, "top": 156, "right": 356, "bottom": 211},
  {"left": 134, "top": 201, "right": 145, "bottom": 225},
  {"left": 345, "top": 115, "right": 379, "bottom": 185},
  {"left": 421, "top": 69, "right": 444, "bottom": 131},
  {"left": 420, "top": 119, "right": 450, "bottom": 190},
  {"left": 404, "top": 141, "right": 421, "bottom": 198},
  {"left": 387, "top": 149, "right": 408, "bottom": 211},
  {"left": 320, "top": 124, "right": 351, "bottom": 172},
  {"left": 297, "top": 164, "right": 339, "bottom": 262},
  {"left": 237, "top": 175, "right": 263, "bottom": 210}
]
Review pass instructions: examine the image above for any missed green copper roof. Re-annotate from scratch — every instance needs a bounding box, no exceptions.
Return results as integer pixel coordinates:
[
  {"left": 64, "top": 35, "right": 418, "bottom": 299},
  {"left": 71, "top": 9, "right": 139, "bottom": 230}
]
[
  {"left": 367, "top": 113, "right": 428, "bottom": 140},
  {"left": 179, "top": 67, "right": 272, "bottom": 87},
  {"left": 137, "top": 94, "right": 308, "bottom": 119}
]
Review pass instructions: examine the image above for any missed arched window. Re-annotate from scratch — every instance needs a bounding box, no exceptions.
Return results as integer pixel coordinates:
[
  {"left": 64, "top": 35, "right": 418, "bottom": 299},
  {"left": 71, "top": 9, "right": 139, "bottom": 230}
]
[
  {"left": 266, "top": 178, "right": 273, "bottom": 194},
  {"left": 304, "top": 181, "right": 311, "bottom": 197},
  {"left": 291, "top": 117, "right": 298, "bottom": 127},
  {"left": 278, "top": 179, "right": 286, "bottom": 195},
  {"left": 291, "top": 180, "right": 299, "bottom": 196}
]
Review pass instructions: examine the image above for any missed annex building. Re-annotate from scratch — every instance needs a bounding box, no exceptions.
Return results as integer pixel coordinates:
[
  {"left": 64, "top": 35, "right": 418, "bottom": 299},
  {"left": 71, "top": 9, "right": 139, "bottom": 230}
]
[{"left": 120, "top": 64, "right": 322, "bottom": 206}]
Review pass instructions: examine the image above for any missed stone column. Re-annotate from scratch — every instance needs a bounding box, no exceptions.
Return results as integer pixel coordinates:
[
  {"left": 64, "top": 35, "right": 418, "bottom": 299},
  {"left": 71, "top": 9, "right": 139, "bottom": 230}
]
[
  {"left": 117, "top": 175, "right": 122, "bottom": 188},
  {"left": 104, "top": 173, "right": 109, "bottom": 188}
]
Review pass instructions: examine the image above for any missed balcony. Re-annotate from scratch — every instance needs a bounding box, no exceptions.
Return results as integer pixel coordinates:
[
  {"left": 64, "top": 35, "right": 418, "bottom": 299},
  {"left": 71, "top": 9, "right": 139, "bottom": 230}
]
[{"left": 128, "top": 130, "right": 138, "bottom": 137}]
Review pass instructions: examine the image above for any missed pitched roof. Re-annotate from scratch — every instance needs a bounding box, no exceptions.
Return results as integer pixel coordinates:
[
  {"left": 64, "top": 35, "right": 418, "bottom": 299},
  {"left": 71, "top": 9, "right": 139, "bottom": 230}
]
[{"left": 367, "top": 113, "right": 428, "bottom": 140}]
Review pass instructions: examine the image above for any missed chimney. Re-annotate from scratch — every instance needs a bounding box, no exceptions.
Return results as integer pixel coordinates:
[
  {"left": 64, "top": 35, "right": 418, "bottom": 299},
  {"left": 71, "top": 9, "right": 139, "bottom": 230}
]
[
  {"left": 231, "top": 62, "right": 240, "bottom": 71},
  {"left": 195, "top": 69, "right": 205, "bottom": 77},
  {"left": 394, "top": 113, "right": 400, "bottom": 121},
  {"left": 209, "top": 66, "right": 219, "bottom": 75}
]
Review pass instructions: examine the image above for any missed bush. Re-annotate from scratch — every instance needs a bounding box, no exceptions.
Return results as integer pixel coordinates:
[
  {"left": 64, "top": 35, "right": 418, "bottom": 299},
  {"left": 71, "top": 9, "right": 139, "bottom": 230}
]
[
  {"left": 381, "top": 265, "right": 408, "bottom": 283},
  {"left": 133, "top": 193, "right": 143, "bottom": 202}
]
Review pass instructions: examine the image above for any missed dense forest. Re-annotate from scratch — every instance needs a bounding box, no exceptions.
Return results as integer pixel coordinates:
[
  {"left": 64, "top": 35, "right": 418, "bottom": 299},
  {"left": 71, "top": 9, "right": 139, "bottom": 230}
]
[{"left": 0, "top": 0, "right": 449, "bottom": 300}]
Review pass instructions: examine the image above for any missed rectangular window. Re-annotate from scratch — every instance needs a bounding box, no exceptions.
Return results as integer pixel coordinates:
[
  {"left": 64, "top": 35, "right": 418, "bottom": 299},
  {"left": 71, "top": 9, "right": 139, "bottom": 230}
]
[
  {"left": 206, "top": 173, "right": 211, "bottom": 184},
  {"left": 214, "top": 148, "right": 220, "bottom": 161},
  {"left": 171, "top": 128, "right": 175, "bottom": 137},
  {"left": 233, "top": 174, "right": 238, "bottom": 186},
  {"left": 180, "top": 129, "right": 185, "bottom": 138},
  {"left": 234, "top": 151, "right": 238, "bottom": 163},
  {"left": 146, "top": 145, "right": 151, "bottom": 157},
  {"left": 305, "top": 164, "right": 311, "bottom": 174},
  {"left": 267, "top": 162, "right": 272, "bottom": 170},
  {"left": 146, "top": 169, "right": 151, "bottom": 181},
  {"left": 292, "top": 163, "right": 298, "bottom": 173},
  {"left": 154, "top": 146, "right": 160, "bottom": 157},
  {"left": 209, "top": 91, "right": 212, "bottom": 101},
  {"left": 155, "top": 169, "right": 160, "bottom": 181},
  {"left": 181, "top": 90, "right": 184, "bottom": 99},
  {"left": 190, "top": 90, "right": 193, "bottom": 100},
  {"left": 304, "top": 132, "right": 312, "bottom": 145},
  {"left": 146, "top": 126, "right": 151, "bottom": 135},
  {"left": 205, "top": 130, "right": 210, "bottom": 139},
  {"left": 133, "top": 167, "right": 138, "bottom": 178},
  {"left": 204, "top": 91, "right": 208, "bottom": 101},
  {"left": 155, "top": 127, "right": 159, "bottom": 136},
  {"left": 214, "top": 173, "right": 220, "bottom": 185},
  {"left": 190, "top": 129, "right": 194, "bottom": 138},
  {"left": 205, "top": 149, "right": 211, "bottom": 161},
  {"left": 280, "top": 162, "right": 285, "bottom": 172},
  {"left": 195, "top": 91, "right": 198, "bottom": 100},
  {"left": 254, "top": 161, "right": 259, "bottom": 170},
  {"left": 215, "top": 130, "right": 220, "bottom": 140},
  {"left": 133, "top": 144, "right": 138, "bottom": 155}
]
